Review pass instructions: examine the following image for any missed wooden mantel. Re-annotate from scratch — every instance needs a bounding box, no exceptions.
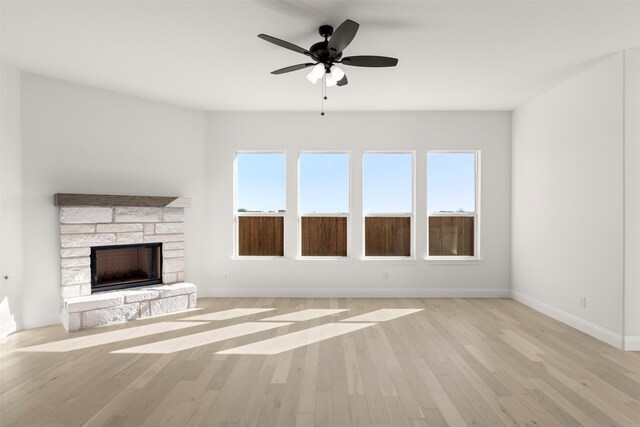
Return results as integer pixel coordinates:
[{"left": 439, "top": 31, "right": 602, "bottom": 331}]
[{"left": 53, "top": 193, "right": 191, "bottom": 208}]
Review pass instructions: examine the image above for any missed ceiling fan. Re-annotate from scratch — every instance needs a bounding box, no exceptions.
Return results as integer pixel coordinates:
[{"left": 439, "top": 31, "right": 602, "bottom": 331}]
[{"left": 258, "top": 19, "right": 398, "bottom": 88}]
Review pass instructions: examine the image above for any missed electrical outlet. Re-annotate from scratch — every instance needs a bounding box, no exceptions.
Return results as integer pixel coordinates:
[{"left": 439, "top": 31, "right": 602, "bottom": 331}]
[
  {"left": 383, "top": 272, "right": 390, "bottom": 280},
  {"left": 223, "top": 272, "right": 230, "bottom": 279},
  {"left": 580, "top": 295, "right": 586, "bottom": 308}
]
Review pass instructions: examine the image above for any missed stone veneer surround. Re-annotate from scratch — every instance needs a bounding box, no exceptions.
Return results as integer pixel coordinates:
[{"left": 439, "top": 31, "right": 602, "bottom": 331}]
[
  {"left": 57, "top": 201, "right": 196, "bottom": 331},
  {"left": 59, "top": 206, "right": 186, "bottom": 298}
]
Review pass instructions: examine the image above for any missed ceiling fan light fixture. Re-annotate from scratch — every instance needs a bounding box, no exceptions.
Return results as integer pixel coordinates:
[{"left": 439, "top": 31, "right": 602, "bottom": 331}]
[
  {"left": 258, "top": 19, "right": 398, "bottom": 113},
  {"left": 306, "top": 70, "right": 320, "bottom": 84},
  {"left": 325, "top": 72, "right": 338, "bottom": 87},
  {"left": 331, "top": 66, "right": 345, "bottom": 81},
  {"left": 312, "top": 63, "right": 326, "bottom": 79}
]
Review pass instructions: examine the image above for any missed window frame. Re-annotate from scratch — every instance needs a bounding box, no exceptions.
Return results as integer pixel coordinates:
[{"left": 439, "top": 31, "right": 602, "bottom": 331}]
[
  {"left": 425, "top": 150, "right": 481, "bottom": 261},
  {"left": 233, "top": 150, "right": 287, "bottom": 260},
  {"left": 361, "top": 150, "right": 416, "bottom": 260},
  {"left": 297, "top": 150, "right": 351, "bottom": 260}
]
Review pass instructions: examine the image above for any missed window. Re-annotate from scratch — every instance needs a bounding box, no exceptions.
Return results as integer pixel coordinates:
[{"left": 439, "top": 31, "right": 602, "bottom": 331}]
[
  {"left": 363, "top": 152, "right": 413, "bottom": 257},
  {"left": 299, "top": 153, "right": 349, "bottom": 257},
  {"left": 235, "top": 152, "right": 286, "bottom": 256},
  {"left": 427, "top": 152, "right": 478, "bottom": 257}
]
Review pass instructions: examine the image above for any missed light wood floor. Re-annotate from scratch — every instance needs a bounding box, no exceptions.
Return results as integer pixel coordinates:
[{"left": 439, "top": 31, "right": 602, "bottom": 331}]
[{"left": 2, "top": 298, "right": 640, "bottom": 426}]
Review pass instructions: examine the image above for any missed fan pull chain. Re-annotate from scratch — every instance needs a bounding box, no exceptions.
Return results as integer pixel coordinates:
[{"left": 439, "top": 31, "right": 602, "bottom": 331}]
[
  {"left": 320, "top": 75, "right": 325, "bottom": 116},
  {"left": 321, "top": 74, "right": 327, "bottom": 116}
]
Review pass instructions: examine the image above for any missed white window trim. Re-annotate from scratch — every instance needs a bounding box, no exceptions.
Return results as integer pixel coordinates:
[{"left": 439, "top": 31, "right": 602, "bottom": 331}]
[
  {"left": 297, "top": 151, "right": 351, "bottom": 259},
  {"left": 425, "top": 150, "right": 482, "bottom": 261},
  {"left": 233, "top": 150, "right": 287, "bottom": 259},
  {"left": 362, "top": 151, "right": 416, "bottom": 260}
]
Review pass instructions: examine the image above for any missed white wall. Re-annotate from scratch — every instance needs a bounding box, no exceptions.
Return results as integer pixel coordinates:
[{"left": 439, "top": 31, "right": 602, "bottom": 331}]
[
  {"left": 512, "top": 53, "right": 625, "bottom": 347},
  {"left": 0, "top": 65, "right": 22, "bottom": 336},
  {"left": 4, "top": 74, "right": 512, "bottom": 331},
  {"left": 16, "top": 73, "right": 206, "bottom": 329},
  {"left": 624, "top": 47, "right": 640, "bottom": 349},
  {"left": 203, "top": 112, "right": 511, "bottom": 297},
  {"left": 8, "top": 52, "right": 639, "bottom": 349}
]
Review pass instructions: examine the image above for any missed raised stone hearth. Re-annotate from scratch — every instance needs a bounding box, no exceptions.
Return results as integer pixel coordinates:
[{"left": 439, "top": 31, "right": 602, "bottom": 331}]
[
  {"left": 55, "top": 194, "right": 196, "bottom": 331},
  {"left": 62, "top": 282, "right": 197, "bottom": 331}
]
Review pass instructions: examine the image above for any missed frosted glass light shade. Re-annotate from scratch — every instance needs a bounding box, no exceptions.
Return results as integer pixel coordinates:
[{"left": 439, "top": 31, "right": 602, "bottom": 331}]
[
  {"left": 325, "top": 73, "right": 337, "bottom": 87},
  {"left": 312, "top": 63, "right": 325, "bottom": 79},
  {"left": 331, "top": 66, "right": 345, "bottom": 81},
  {"left": 306, "top": 70, "right": 319, "bottom": 84}
]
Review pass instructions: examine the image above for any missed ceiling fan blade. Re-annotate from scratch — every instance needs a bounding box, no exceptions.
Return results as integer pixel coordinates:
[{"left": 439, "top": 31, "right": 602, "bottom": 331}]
[
  {"left": 336, "top": 75, "right": 348, "bottom": 87},
  {"left": 341, "top": 56, "right": 398, "bottom": 67},
  {"left": 271, "top": 63, "right": 316, "bottom": 75},
  {"left": 327, "top": 19, "right": 359, "bottom": 56},
  {"left": 258, "top": 34, "right": 312, "bottom": 57}
]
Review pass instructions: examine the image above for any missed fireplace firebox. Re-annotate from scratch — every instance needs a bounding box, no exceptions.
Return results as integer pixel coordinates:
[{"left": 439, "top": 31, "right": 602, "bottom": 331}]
[{"left": 90, "top": 243, "right": 162, "bottom": 292}]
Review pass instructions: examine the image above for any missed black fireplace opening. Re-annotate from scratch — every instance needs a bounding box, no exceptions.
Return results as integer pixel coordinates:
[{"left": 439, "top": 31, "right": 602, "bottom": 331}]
[{"left": 90, "top": 243, "right": 162, "bottom": 292}]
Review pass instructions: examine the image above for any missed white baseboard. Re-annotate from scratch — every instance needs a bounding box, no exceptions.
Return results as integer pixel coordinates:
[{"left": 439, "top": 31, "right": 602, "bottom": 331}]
[
  {"left": 0, "top": 319, "right": 17, "bottom": 338},
  {"left": 511, "top": 290, "right": 624, "bottom": 349},
  {"left": 624, "top": 336, "right": 640, "bottom": 351},
  {"left": 6, "top": 313, "right": 60, "bottom": 335},
  {"left": 198, "top": 287, "right": 511, "bottom": 298}
]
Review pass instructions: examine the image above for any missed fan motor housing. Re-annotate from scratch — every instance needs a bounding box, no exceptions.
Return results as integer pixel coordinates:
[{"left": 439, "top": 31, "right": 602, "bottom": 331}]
[{"left": 310, "top": 40, "right": 342, "bottom": 63}]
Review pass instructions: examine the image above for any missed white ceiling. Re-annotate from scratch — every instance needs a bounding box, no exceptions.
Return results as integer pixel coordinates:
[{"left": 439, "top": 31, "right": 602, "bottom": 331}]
[{"left": 2, "top": 1, "right": 640, "bottom": 112}]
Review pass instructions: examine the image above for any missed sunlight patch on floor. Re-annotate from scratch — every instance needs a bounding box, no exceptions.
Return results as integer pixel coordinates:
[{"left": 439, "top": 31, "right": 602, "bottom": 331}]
[
  {"left": 18, "top": 308, "right": 424, "bottom": 355},
  {"left": 341, "top": 308, "right": 424, "bottom": 322},
  {"left": 217, "top": 322, "right": 376, "bottom": 355},
  {"left": 179, "top": 308, "right": 277, "bottom": 321},
  {"left": 112, "top": 322, "right": 291, "bottom": 354},
  {"left": 19, "top": 322, "right": 207, "bottom": 352},
  {"left": 259, "top": 308, "right": 349, "bottom": 322}
]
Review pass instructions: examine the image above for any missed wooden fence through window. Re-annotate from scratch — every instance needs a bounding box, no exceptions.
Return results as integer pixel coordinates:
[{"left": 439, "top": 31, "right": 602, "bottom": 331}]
[
  {"left": 301, "top": 216, "right": 347, "bottom": 257},
  {"left": 238, "top": 216, "right": 284, "bottom": 256},
  {"left": 364, "top": 216, "right": 411, "bottom": 257},
  {"left": 428, "top": 216, "right": 474, "bottom": 256}
]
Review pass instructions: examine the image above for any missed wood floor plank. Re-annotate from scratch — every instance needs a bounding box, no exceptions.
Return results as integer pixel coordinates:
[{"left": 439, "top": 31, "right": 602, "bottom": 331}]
[
  {"left": 236, "top": 362, "right": 274, "bottom": 426},
  {"left": 295, "top": 412, "right": 314, "bottom": 427},
  {"left": 343, "top": 334, "right": 365, "bottom": 396},
  {"left": 545, "top": 364, "right": 640, "bottom": 426},
  {"left": 349, "top": 395, "right": 372, "bottom": 426},
  {"left": 1, "top": 297, "right": 639, "bottom": 426},
  {"left": 430, "top": 388, "right": 468, "bottom": 426},
  {"left": 530, "top": 378, "right": 599, "bottom": 426}
]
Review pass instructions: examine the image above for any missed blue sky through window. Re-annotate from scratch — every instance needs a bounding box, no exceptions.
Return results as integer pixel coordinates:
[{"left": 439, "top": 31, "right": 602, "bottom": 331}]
[
  {"left": 427, "top": 152, "right": 476, "bottom": 213},
  {"left": 236, "top": 152, "right": 475, "bottom": 214},
  {"left": 299, "top": 153, "right": 349, "bottom": 213},
  {"left": 363, "top": 153, "right": 413, "bottom": 213},
  {"left": 236, "top": 153, "right": 286, "bottom": 212}
]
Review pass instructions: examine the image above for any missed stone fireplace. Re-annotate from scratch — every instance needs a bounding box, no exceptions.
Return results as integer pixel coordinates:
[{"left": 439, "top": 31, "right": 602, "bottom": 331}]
[{"left": 56, "top": 194, "right": 197, "bottom": 331}]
